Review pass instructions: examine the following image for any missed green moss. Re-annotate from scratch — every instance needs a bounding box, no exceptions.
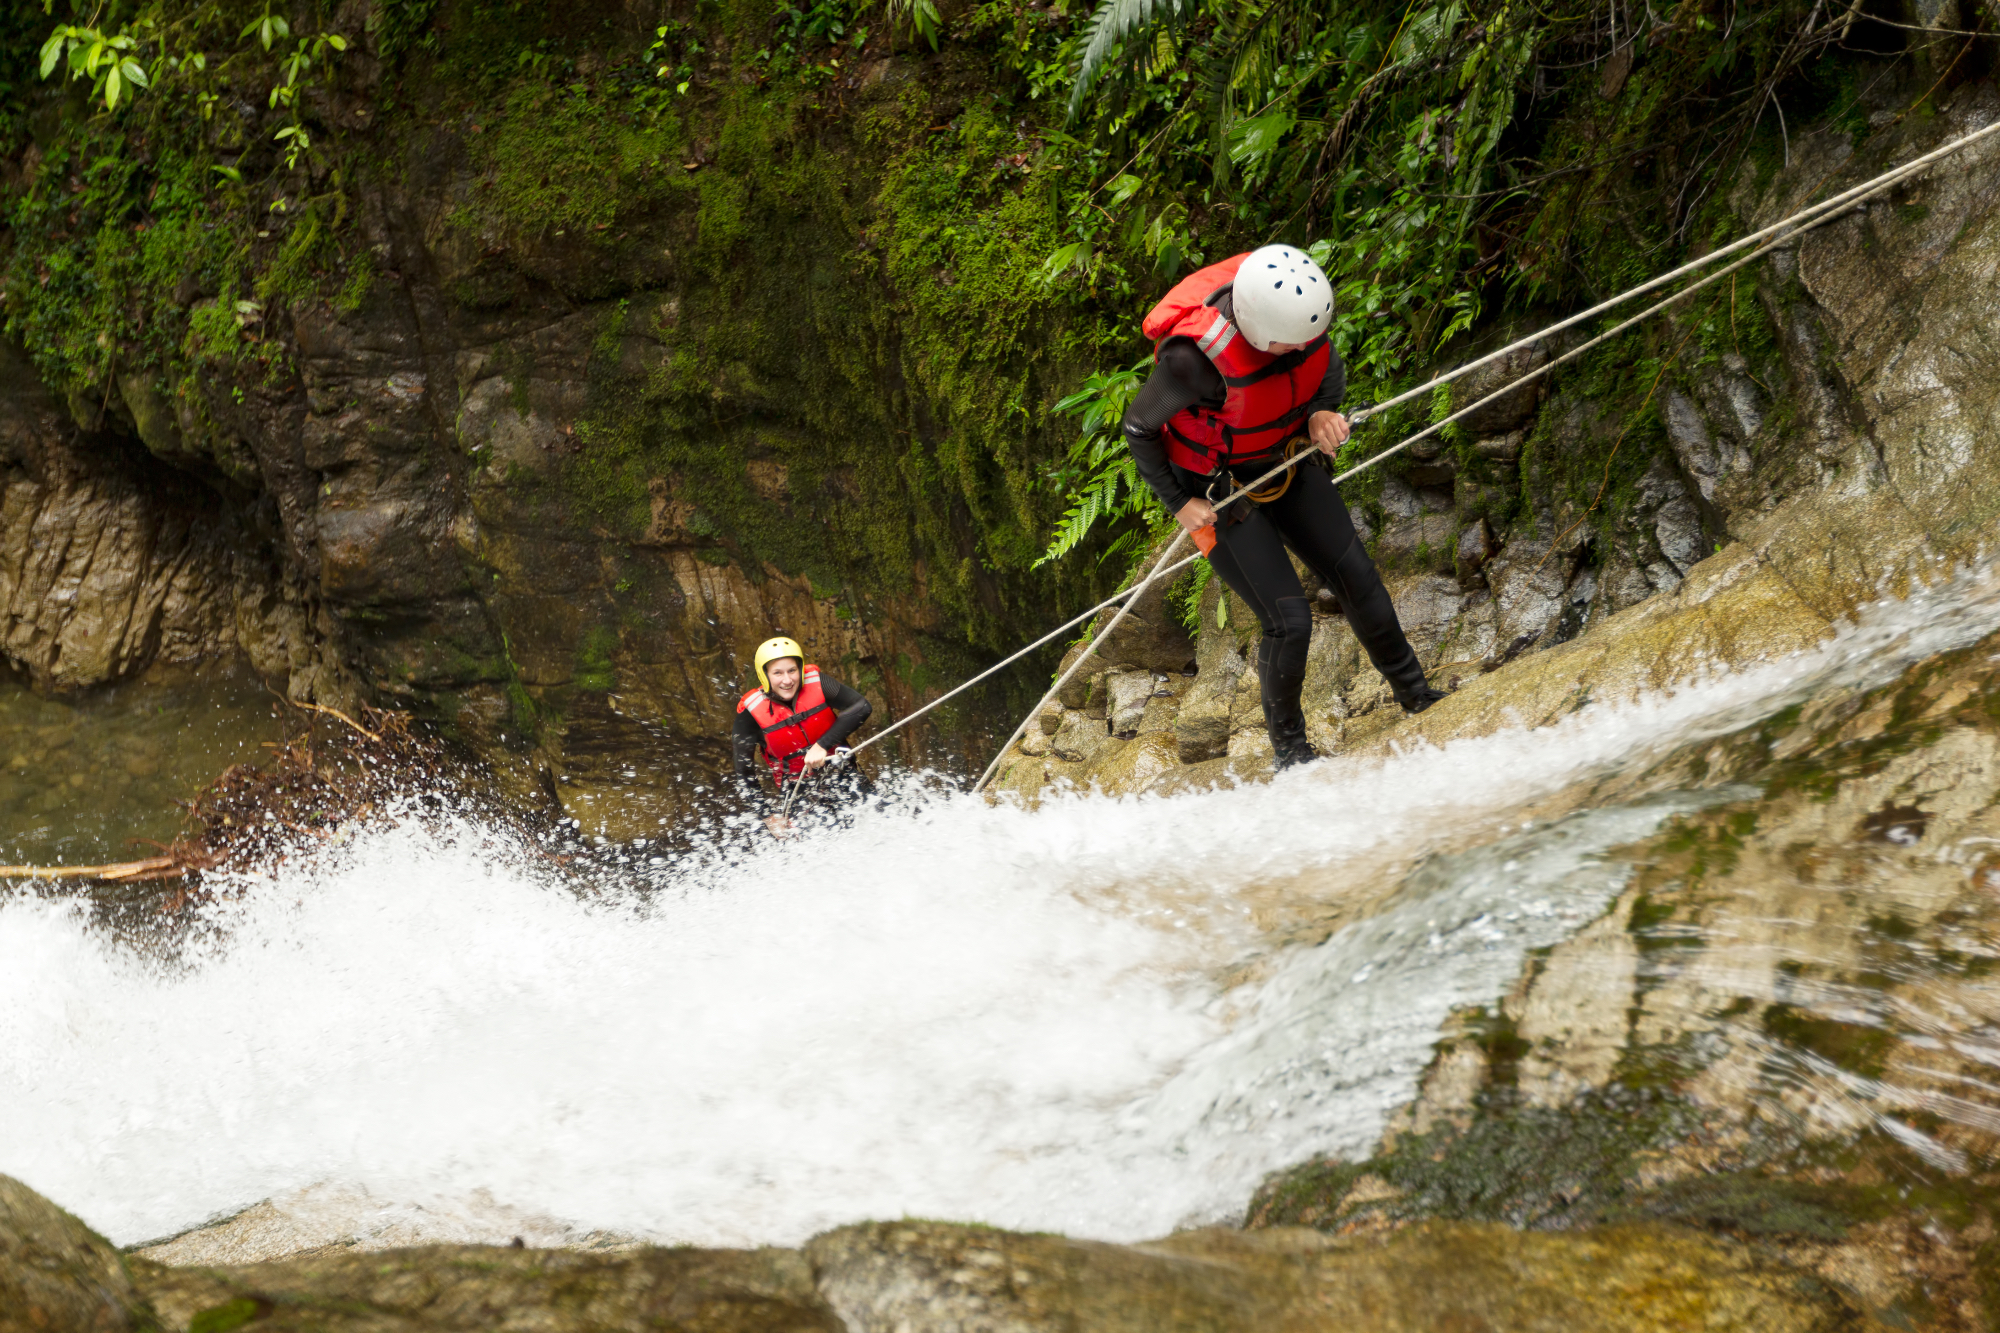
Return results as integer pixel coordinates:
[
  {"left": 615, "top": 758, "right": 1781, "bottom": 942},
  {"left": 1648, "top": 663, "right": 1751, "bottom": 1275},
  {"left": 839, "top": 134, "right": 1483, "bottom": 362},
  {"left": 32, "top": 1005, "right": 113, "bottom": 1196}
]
[
  {"left": 1247, "top": 1084, "right": 1984, "bottom": 1257},
  {"left": 465, "top": 82, "right": 684, "bottom": 241},
  {"left": 3, "top": 136, "right": 246, "bottom": 400},
  {"left": 1761, "top": 1004, "right": 1894, "bottom": 1079},
  {"left": 1627, "top": 892, "right": 1676, "bottom": 937},
  {"left": 574, "top": 624, "right": 619, "bottom": 692},
  {"left": 1250, "top": 1089, "right": 1698, "bottom": 1231},
  {"left": 463, "top": 66, "right": 1129, "bottom": 667},
  {"left": 372, "top": 0, "right": 443, "bottom": 66},
  {"left": 188, "top": 1300, "right": 261, "bottom": 1333}
]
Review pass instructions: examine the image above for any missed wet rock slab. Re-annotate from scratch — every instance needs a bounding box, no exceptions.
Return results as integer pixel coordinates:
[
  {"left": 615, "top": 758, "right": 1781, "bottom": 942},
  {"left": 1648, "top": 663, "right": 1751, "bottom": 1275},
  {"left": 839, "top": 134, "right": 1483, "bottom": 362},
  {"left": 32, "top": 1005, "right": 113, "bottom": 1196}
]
[
  {"left": 808, "top": 1218, "right": 1860, "bottom": 1331},
  {"left": 136, "top": 1243, "right": 841, "bottom": 1333},
  {"left": 2, "top": 1173, "right": 1880, "bottom": 1332}
]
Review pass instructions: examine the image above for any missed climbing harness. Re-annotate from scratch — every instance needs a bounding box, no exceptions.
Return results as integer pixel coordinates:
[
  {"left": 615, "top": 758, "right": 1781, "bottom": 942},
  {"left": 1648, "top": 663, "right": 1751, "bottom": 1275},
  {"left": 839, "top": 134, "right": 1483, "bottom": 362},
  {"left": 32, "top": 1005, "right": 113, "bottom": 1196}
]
[
  {"left": 1242, "top": 466, "right": 1297, "bottom": 505},
  {"left": 818, "top": 115, "right": 2000, "bottom": 791}
]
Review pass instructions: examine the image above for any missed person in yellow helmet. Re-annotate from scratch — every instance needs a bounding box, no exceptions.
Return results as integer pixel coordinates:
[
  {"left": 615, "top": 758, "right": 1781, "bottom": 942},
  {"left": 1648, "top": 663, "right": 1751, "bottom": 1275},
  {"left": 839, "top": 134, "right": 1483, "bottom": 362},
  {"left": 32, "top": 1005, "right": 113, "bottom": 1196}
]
[{"left": 732, "top": 635, "right": 874, "bottom": 834}]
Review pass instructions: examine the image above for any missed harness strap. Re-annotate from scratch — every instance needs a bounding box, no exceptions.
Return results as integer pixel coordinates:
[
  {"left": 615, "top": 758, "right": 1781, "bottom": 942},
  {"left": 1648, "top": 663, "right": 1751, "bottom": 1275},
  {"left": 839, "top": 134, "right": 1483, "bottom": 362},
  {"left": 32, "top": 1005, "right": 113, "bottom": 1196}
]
[
  {"left": 1245, "top": 463, "right": 1296, "bottom": 504},
  {"left": 1216, "top": 339, "right": 1324, "bottom": 388},
  {"left": 1168, "top": 420, "right": 1295, "bottom": 474}
]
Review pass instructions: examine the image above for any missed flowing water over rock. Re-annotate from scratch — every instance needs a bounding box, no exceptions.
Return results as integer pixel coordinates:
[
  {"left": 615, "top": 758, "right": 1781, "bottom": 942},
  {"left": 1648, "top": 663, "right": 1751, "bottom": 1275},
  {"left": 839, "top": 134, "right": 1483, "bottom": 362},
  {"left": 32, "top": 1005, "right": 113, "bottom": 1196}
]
[{"left": 5, "top": 568, "right": 2000, "bottom": 1326}]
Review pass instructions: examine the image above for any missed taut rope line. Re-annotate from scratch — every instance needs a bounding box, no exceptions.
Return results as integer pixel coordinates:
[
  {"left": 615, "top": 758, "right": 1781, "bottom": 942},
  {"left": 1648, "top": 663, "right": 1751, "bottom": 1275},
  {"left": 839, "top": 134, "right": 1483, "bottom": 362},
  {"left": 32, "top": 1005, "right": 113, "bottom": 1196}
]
[
  {"left": 820, "top": 115, "right": 2000, "bottom": 789},
  {"left": 967, "top": 220, "right": 1806, "bottom": 789}
]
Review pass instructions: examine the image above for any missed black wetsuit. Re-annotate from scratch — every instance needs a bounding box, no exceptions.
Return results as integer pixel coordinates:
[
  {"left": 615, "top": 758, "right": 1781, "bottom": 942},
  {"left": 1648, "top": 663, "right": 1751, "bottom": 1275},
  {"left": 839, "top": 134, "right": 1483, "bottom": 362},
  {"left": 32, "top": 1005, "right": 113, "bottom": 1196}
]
[
  {"left": 1121, "top": 292, "right": 1437, "bottom": 759},
  {"left": 731, "top": 676, "right": 874, "bottom": 817}
]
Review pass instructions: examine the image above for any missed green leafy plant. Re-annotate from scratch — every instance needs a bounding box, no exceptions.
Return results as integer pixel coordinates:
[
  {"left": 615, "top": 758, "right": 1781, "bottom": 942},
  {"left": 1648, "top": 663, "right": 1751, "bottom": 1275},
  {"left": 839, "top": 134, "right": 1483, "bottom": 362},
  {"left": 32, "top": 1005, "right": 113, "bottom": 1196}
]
[
  {"left": 240, "top": 6, "right": 289, "bottom": 51},
  {"left": 39, "top": 21, "right": 151, "bottom": 110},
  {"left": 884, "top": 0, "right": 943, "bottom": 50},
  {"left": 1034, "top": 359, "right": 1159, "bottom": 568},
  {"left": 1068, "top": 0, "right": 1188, "bottom": 118},
  {"left": 643, "top": 20, "right": 705, "bottom": 103},
  {"left": 1167, "top": 559, "right": 1213, "bottom": 633},
  {"left": 268, "top": 30, "right": 348, "bottom": 169},
  {"left": 760, "top": 0, "right": 865, "bottom": 81}
]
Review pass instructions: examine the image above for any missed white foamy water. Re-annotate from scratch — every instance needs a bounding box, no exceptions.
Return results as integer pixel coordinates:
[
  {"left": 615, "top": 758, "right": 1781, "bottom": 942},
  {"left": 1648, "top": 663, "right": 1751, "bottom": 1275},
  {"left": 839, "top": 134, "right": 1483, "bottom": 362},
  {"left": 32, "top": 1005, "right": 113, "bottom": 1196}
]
[{"left": 6, "top": 565, "right": 2000, "bottom": 1253}]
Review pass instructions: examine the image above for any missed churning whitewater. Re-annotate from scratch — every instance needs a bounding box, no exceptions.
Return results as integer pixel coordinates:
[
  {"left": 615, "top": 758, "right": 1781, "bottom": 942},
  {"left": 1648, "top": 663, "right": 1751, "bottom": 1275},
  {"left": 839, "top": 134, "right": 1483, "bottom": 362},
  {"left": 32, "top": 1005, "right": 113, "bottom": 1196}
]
[{"left": 7, "top": 565, "right": 2000, "bottom": 1256}]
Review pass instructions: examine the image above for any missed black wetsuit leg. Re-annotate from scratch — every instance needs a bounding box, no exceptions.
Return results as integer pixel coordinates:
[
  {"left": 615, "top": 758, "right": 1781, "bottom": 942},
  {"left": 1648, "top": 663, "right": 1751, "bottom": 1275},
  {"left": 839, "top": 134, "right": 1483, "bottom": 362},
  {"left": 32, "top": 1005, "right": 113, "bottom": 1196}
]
[
  {"left": 1252, "top": 462, "right": 1433, "bottom": 703},
  {"left": 1178, "top": 466, "right": 1318, "bottom": 761},
  {"left": 790, "top": 759, "right": 876, "bottom": 829},
  {"left": 1176, "top": 461, "right": 1439, "bottom": 760}
]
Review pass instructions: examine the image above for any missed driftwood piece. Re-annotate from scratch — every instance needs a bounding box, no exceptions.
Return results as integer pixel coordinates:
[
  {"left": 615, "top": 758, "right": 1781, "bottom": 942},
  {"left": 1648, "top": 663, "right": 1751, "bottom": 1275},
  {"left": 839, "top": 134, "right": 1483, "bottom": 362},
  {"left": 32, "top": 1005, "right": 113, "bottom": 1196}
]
[
  {"left": 2, "top": 703, "right": 460, "bottom": 902},
  {"left": 0, "top": 856, "right": 183, "bottom": 883}
]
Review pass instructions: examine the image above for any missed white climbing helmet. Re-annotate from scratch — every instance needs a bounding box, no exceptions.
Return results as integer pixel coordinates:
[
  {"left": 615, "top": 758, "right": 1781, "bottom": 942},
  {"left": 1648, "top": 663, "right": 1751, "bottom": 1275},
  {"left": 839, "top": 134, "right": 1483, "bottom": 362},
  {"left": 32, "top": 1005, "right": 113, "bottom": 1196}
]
[{"left": 1232, "top": 244, "right": 1333, "bottom": 352}]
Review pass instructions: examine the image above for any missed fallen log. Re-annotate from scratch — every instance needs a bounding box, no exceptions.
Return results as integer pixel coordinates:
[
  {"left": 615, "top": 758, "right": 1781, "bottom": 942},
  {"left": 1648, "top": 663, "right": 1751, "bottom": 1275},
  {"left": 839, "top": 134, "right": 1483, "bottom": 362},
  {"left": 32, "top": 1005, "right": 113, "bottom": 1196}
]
[{"left": 0, "top": 856, "right": 184, "bottom": 883}]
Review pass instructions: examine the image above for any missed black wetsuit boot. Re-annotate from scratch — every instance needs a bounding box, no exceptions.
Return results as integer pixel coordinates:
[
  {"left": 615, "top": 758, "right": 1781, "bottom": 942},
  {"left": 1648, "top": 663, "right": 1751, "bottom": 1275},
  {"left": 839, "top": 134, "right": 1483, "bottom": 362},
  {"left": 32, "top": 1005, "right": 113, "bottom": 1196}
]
[
  {"left": 1258, "top": 600, "right": 1320, "bottom": 769},
  {"left": 1264, "top": 697, "right": 1317, "bottom": 769},
  {"left": 1383, "top": 654, "right": 1446, "bottom": 714}
]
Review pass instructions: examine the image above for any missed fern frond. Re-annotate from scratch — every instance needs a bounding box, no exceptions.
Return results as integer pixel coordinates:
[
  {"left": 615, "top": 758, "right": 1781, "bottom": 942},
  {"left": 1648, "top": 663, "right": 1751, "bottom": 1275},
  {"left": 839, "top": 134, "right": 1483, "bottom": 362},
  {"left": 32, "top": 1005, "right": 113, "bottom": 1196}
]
[{"left": 1068, "top": 0, "right": 1185, "bottom": 121}]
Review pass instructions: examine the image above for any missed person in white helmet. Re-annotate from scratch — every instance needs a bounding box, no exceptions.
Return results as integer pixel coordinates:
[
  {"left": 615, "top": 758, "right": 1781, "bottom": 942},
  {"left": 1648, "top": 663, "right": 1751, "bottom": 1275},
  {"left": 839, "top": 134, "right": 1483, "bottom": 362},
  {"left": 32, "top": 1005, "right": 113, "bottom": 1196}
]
[{"left": 1121, "top": 244, "right": 1444, "bottom": 769}]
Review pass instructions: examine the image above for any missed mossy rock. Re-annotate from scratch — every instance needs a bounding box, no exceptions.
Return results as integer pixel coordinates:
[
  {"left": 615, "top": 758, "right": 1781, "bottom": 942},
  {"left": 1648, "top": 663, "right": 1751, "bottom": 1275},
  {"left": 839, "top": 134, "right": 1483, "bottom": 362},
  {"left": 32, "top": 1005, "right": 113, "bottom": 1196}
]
[{"left": 0, "top": 1174, "right": 158, "bottom": 1333}]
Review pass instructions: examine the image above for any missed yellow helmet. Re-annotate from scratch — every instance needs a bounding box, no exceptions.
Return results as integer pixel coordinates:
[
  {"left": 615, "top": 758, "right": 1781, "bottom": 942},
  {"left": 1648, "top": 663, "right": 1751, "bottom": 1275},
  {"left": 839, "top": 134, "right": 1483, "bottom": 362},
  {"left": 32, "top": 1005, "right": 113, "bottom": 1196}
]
[{"left": 753, "top": 635, "right": 805, "bottom": 693}]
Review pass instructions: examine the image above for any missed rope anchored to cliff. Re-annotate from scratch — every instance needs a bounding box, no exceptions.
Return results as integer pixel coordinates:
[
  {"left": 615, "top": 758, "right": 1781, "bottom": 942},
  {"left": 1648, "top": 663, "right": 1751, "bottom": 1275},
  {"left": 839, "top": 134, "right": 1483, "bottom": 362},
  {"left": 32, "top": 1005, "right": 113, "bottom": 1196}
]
[{"left": 835, "top": 114, "right": 2000, "bottom": 790}]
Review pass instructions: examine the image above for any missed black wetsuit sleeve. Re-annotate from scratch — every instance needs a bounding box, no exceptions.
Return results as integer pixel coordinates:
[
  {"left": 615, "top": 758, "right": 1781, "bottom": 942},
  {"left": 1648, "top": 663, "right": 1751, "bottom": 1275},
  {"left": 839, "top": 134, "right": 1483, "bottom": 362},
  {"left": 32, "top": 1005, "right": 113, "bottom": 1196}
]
[
  {"left": 1304, "top": 344, "right": 1347, "bottom": 418},
  {"left": 817, "top": 678, "right": 873, "bottom": 750},
  {"left": 732, "top": 709, "right": 772, "bottom": 815},
  {"left": 1121, "top": 340, "right": 1225, "bottom": 513}
]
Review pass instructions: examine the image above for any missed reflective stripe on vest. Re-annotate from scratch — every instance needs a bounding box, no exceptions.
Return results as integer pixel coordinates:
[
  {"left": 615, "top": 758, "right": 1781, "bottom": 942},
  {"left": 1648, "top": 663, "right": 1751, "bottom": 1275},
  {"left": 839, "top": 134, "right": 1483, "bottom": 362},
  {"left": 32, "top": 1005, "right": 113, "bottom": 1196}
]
[
  {"left": 1140, "top": 253, "right": 1331, "bottom": 474},
  {"left": 737, "top": 665, "right": 837, "bottom": 779}
]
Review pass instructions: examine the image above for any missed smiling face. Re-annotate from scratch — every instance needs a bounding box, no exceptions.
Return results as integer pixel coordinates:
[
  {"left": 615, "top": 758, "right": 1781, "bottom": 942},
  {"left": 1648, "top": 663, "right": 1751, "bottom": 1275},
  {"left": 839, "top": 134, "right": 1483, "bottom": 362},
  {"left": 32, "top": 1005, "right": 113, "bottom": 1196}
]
[{"left": 765, "top": 658, "right": 803, "bottom": 700}]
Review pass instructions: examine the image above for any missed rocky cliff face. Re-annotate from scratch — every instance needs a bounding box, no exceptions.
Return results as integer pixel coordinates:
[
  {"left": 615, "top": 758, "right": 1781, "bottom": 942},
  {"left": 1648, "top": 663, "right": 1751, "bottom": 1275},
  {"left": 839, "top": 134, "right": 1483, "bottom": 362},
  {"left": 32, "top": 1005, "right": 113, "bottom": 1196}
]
[
  {"left": 991, "top": 86, "right": 2000, "bottom": 804},
  {"left": 0, "top": 0, "right": 1121, "bottom": 827}
]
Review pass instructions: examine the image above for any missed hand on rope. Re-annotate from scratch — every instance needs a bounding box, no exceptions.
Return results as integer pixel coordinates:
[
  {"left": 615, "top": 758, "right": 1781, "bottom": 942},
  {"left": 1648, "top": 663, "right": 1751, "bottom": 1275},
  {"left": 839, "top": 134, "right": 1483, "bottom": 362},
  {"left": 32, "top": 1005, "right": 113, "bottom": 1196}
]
[{"left": 1306, "top": 410, "right": 1352, "bottom": 455}]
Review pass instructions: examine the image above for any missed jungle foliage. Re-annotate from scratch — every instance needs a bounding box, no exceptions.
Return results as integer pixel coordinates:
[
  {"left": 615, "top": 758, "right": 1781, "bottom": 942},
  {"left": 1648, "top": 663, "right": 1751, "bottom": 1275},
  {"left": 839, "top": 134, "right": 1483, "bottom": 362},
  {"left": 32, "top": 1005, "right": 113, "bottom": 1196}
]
[
  {"left": 1029, "top": 0, "right": 1998, "bottom": 560},
  {"left": 2, "top": 0, "right": 1994, "bottom": 652}
]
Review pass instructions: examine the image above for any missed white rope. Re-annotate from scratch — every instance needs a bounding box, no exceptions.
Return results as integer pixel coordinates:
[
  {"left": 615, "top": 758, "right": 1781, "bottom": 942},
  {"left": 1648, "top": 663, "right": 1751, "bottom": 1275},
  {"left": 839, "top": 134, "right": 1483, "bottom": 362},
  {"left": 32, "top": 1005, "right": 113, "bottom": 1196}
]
[
  {"left": 967, "top": 529, "right": 1190, "bottom": 787},
  {"left": 968, "top": 221, "right": 1795, "bottom": 790},
  {"left": 1348, "top": 114, "right": 2000, "bottom": 431},
  {"left": 835, "top": 114, "right": 2000, "bottom": 786}
]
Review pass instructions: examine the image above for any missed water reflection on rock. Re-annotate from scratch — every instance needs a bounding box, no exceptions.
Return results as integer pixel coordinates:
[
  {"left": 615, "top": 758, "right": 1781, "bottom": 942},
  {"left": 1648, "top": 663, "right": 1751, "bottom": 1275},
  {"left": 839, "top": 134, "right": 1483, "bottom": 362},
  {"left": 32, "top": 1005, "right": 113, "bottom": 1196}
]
[
  {"left": 1254, "top": 629, "right": 2000, "bottom": 1329},
  {"left": 0, "top": 668, "right": 279, "bottom": 867}
]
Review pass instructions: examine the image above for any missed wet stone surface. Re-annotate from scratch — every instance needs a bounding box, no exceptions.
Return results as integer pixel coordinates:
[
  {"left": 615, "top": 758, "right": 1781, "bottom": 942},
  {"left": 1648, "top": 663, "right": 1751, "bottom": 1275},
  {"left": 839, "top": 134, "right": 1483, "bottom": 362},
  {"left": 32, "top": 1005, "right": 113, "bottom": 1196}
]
[
  {"left": 1250, "top": 628, "right": 2000, "bottom": 1331},
  {"left": 0, "top": 667, "right": 280, "bottom": 868}
]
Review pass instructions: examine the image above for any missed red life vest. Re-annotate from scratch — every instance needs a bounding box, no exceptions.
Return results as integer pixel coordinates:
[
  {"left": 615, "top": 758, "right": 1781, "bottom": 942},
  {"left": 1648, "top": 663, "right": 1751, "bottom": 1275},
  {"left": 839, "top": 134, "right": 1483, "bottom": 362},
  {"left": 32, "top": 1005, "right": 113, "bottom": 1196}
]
[
  {"left": 738, "top": 665, "right": 837, "bottom": 781},
  {"left": 1140, "top": 253, "right": 1332, "bottom": 475}
]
